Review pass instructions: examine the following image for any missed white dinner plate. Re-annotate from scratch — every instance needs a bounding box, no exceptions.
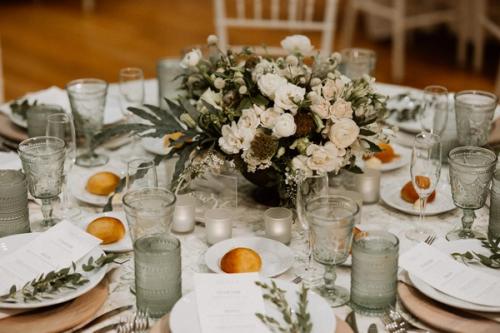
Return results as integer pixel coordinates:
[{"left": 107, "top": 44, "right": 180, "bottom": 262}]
[
  {"left": 70, "top": 166, "right": 125, "bottom": 207},
  {"left": 380, "top": 183, "right": 455, "bottom": 216},
  {"left": 0, "top": 233, "right": 107, "bottom": 309},
  {"left": 408, "top": 239, "right": 500, "bottom": 312},
  {"left": 78, "top": 211, "right": 132, "bottom": 253},
  {"left": 204, "top": 237, "right": 294, "bottom": 278},
  {"left": 359, "top": 144, "right": 411, "bottom": 172},
  {"left": 169, "top": 279, "right": 336, "bottom": 333}
]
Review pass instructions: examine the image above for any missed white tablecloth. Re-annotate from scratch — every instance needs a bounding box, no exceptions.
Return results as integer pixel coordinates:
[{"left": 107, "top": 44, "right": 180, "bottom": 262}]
[{"left": 0, "top": 80, "right": 492, "bottom": 333}]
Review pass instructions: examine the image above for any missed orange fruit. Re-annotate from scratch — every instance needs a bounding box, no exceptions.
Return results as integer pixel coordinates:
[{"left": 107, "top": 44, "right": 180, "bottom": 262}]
[
  {"left": 163, "top": 132, "right": 184, "bottom": 149},
  {"left": 415, "top": 175, "right": 431, "bottom": 190},
  {"left": 374, "top": 143, "right": 396, "bottom": 163}
]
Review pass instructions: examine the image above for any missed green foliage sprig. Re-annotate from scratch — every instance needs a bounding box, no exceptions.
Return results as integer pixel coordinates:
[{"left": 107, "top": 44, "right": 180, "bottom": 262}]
[
  {"left": 0, "top": 253, "right": 117, "bottom": 303},
  {"left": 452, "top": 235, "right": 500, "bottom": 269},
  {"left": 387, "top": 93, "right": 421, "bottom": 122},
  {"left": 255, "top": 281, "right": 312, "bottom": 333}
]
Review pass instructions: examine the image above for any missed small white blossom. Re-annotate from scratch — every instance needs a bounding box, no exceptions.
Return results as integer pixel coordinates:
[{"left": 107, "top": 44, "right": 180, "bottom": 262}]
[
  {"left": 180, "top": 49, "right": 202, "bottom": 68},
  {"left": 239, "top": 86, "right": 248, "bottom": 95},
  {"left": 257, "top": 73, "right": 287, "bottom": 99},
  {"left": 330, "top": 98, "right": 353, "bottom": 119},
  {"left": 260, "top": 107, "right": 283, "bottom": 129},
  {"left": 207, "top": 34, "right": 218, "bottom": 45},
  {"left": 306, "top": 142, "right": 345, "bottom": 173},
  {"left": 218, "top": 121, "right": 254, "bottom": 154},
  {"left": 328, "top": 118, "right": 360, "bottom": 148},
  {"left": 238, "top": 108, "right": 260, "bottom": 130},
  {"left": 273, "top": 113, "right": 297, "bottom": 138},
  {"left": 291, "top": 155, "right": 313, "bottom": 177},
  {"left": 310, "top": 77, "right": 322, "bottom": 87},
  {"left": 285, "top": 55, "right": 299, "bottom": 66},
  {"left": 214, "top": 77, "right": 225, "bottom": 90},
  {"left": 199, "top": 88, "right": 222, "bottom": 111},
  {"left": 274, "top": 83, "right": 305, "bottom": 114},
  {"left": 280, "top": 35, "right": 314, "bottom": 54},
  {"left": 310, "top": 97, "right": 331, "bottom": 119}
]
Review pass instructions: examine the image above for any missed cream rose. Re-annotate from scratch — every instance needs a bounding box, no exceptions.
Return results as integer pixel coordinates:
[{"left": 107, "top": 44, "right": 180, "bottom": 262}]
[
  {"left": 306, "top": 142, "right": 345, "bottom": 173},
  {"left": 238, "top": 108, "right": 260, "bottom": 130},
  {"left": 272, "top": 113, "right": 297, "bottom": 138},
  {"left": 218, "top": 121, "right": 254, "bottom": 154},
  {"left": 328, "top": 118, "right": 360, "bottom": 148},
  {"left": 322, "top": 78, "right": 344, "bottom": 100},
  {"left": 260, "top": 107, "right": 282, "bottom": 129},
  {"left": 330, "top": 98, "right": 353, "bottom": 119},
  {"left": 280, "top": 35, "right": 313, "bottom": 54},
  {"left": 274, "top": 83, "right": 305, "bottom": 114},
  {"left": 257, "top": 73, "right": 287, "bottom": 99},
  {"left": 310, "top": 97, "right": 331, "bottom": 119},
  {"left": 291, "top": 155, "right": 313, "bottom": 177},
  {"left": 180, "top": 49, "right": 202, "bottom": 68}
]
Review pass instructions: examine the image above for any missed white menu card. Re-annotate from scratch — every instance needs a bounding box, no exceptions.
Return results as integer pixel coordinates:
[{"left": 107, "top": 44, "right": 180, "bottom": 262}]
[
  {"left": 194, "top": 273, "right": 268, "bottom": 333},
  {"left": 400, "top": 243, "right": 500, "bottom": 307},
  {"left": 0, "top": 221, "right": 101, "bottom": 295}
]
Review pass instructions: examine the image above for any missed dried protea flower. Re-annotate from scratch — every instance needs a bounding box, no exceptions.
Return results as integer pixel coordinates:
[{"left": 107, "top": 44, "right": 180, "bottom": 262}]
[
  {"left": 294, "top": 112, "right": 315, "bottom": 137},
  {"left": 250, "top": 133, "right": 278, "bottom": 161}
]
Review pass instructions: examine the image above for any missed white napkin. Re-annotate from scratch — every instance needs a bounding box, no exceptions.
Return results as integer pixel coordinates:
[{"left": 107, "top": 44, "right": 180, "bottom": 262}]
[{"left": 0, "top": 152, "right": 22, "bottom": 170}]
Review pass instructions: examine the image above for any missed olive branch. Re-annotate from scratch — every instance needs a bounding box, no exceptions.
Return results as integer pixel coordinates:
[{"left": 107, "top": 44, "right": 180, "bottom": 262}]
[
  {"left": 255, "top": 281, "right": 312, "bottom": 333},
  {"left": 452, "top": 235, "right": 500, "bottom": 269},
  {"left": 0, "top": 253, "right": 117, "bottom": 303}
]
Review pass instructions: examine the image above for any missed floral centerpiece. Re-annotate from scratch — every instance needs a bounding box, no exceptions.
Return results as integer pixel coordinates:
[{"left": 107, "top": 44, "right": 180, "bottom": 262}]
[{"left": 97, "top": 35, "right": 388, "bottom": 205}]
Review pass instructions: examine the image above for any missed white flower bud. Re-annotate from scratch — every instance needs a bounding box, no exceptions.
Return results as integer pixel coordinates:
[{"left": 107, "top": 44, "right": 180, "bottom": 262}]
[
  {"left": 235, "top": 78, "right": 245, "bottom": 86},
  {"left": 239, "top": 85, "right": 248, "bottom": 95},
  {"left": 216, "top": 67, "right": 225, "bottom": 73},
  {"left": 234, "top": 71, "right": 244, "bottom": 78},
  {"left": 285, "top": 55, "right": 299, "bottom": 66},
  {"left": 276, "top": 147, "right": 285, "bottom": 158},
  {"left": 207, "top": 34, "right": 218, "bottom": 45},
  {"left": 214, "top": 77, "right": 225, "bottom": 90},
  {"left": 310, "top": 77, "right": 322, "bottom": 86},
  {"left": 210, "top": 74, "right": 216, "bottom": 80},
  {"left": 327, "top": 72, "right": 335, "bottom": 79},
  {"left": 299, "top": 77, "right": 306, "bottom": 84}
]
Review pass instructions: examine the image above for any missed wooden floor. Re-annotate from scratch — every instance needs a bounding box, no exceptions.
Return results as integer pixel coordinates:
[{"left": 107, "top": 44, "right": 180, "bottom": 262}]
[{"left": 0, "top": 0, "right": 498, "bottom": 101}]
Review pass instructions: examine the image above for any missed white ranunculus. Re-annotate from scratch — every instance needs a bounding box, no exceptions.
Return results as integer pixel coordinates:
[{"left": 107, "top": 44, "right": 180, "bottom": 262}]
[
  {"left": 280, "top": 35, "right": 314, "bottom": 54},
  {"left": 180, "top": 49, "right": 202, "bottom": 68},
  {"left": 328, "top": 118, "right": 360, "bottom": 148},
  {"left": 272, "top": 113, "right": 297, "bottom": 138},
  {"left": 274, "top": 83, "right": 305, "bottom": 114},
  {"left": 310, "top": 97, "right": 331, "bottom": 119},
  {"left": 260, "top": 107, "right": 282, "bottom": 129},
  {"left": 199, "top": 88, "right": 222, "bottom": 110},
  {"left": 291, "top": 155, "right": 313, "bottom": 177},
  {"left": 322, "top": 78, "right": 344, "bottom": 100},
  {"left": 238, "top": 107, "right": 260, "bottom": 130},
  {"left": 330, "top": 98, "right": 353, "bottom": 119},
  {"left": 306, "top": 142, "right": 345, "bottom": 173},
  {"left": 218, "top": 121, "right": 254, "bottom": 154},
  {"left": 257, "top": 73, "right": 287, "bottom": 99}
]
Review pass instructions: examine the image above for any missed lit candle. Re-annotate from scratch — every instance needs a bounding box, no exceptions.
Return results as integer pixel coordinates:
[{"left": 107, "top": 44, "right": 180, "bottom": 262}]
[
  {"left": 171, "top": 195, "right": 196, "bottom": 233},
  {"left": 264, "top": 207, "right": 292, "bottom": 244},
  {"left": 354, "top": 168, "right": 381, "bottom": 204},
  {"left": 205, "top": 208, "right": 232, "bottom": 245}
]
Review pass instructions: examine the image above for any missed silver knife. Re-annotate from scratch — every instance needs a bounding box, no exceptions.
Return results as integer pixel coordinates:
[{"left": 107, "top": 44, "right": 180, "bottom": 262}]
[
  {"left": 367, "top": 323, "right": 378, "bottom": 333},
  {"left": 345, "top": 311, "right": 360, "bottom": 333},
  {"left": 73, "top": 305, "right": 132, "bottom": 333}
]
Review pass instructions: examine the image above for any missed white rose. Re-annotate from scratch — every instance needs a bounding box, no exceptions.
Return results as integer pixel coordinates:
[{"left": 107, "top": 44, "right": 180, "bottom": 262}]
[
  {"left": 291, "top": 155, "right": 313, "bottom": 177},
  {"left": 306, "top": 142, "right": 345, "bottom": 173},
  {"left": 218, "top": 121, "right": 254, "bottom": 154},
  {"left": 280, "top": 35, "right": 314, "bottom": 54},
  {"left": 274, "top": 83, "right": 305, "bottom": 114},
  {"left": 322, "top": 78, "right": 344, "bottom": 100},
  {"left": 310, "top": 97, "right": 331, "bottom": 119},
  {"left": 260, "top": 107, "right": 282, "bottom": 129},
  {"left": 272, "top": 113, "right": 296, "bottom": 138},
  {"left": 257, "top": 73, "right": 287, "bottom": 99},
  {"left": 328, "top": 118, "right": 360, "bottom": 148},
  {"left": 330, "top": 98, "right": 353, "bottom": 119},
  {"left": 199, "top": 88, "right": 222, "bottom": 111},
  {"left": 238, "top": 107, "right": 260, "bottom": 130},
  {"left": 180, "top": 49, "right": 202, "bottom": 68}
]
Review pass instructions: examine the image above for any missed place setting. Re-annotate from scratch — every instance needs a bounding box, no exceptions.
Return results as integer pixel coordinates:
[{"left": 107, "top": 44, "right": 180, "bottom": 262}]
[{"left": 1, "top": 6, "right": 500, "bottom": 331}]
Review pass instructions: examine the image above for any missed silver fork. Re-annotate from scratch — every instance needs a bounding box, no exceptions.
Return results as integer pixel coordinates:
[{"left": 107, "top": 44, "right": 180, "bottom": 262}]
[
  {"left": 382, "top": 310, "right": 408, "bottom": 333},
  {"left": 424, "top": 234, "right": 436, "bottom": 245},
  {"left": 116, "top": 309, "right": 149, "bottom": 333}
]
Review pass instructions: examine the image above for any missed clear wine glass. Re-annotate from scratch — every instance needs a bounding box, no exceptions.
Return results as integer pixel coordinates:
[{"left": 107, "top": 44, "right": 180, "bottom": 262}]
[
  {"left": 126, "top": 157, "right": 158, "bottom": 192},
  {"left": 405, "top": 132, "right": 442, "bottom": 241},
  {"left": 18, "top": 136, "right": 66, "bottom": 230},
  {"left": 306, "top": 195, "right": 359, "bottom": 307},
  {"left": 446, "top": 146, "right": 497, "bottom": 240},
  {"left": 119, "top": 67, "right": 145, "bottom": 160},
  {"left": 46, "top": 113, "right": 80, "bottom": 219},
  {"left": 419, "top": 85, "right": 448, "bottom": 135},
  {"left": 295, "top": 172, "right": 329, "bottom": 286}
]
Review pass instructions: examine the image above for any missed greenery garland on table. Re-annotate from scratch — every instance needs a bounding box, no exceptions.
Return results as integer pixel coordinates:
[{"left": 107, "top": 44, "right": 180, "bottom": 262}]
[
  {"left": 452, "top": 235, "right": 500, "bottom": 269},
  {"left": 93, "top": 34, "right": 389, "bottom": 205}
]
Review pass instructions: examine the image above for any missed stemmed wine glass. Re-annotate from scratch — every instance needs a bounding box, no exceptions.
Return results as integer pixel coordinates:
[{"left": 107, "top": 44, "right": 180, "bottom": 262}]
[
  {"left": 419, "top": 85, "right": 448, "bottom": 135},
  {"left": 306, "top": 195, "right": 359, "bottom": 307},
  {"left": 46, "top": 112, "right": 80, "bottom": 219},
  {"left": 295, "top": 172, "right": 329, "bottom": 286},
  {"left": 406, "top": 132, "right": 442, "bottom": 241},
  {"left": 119, "top": 67, "right": 145, "bottom": 160},
  {"left": 18, "top": 136, "right": 66, "bottom": 230},
  {"left": 446, "top": 146, "right": 497, "bottom": 240}
]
